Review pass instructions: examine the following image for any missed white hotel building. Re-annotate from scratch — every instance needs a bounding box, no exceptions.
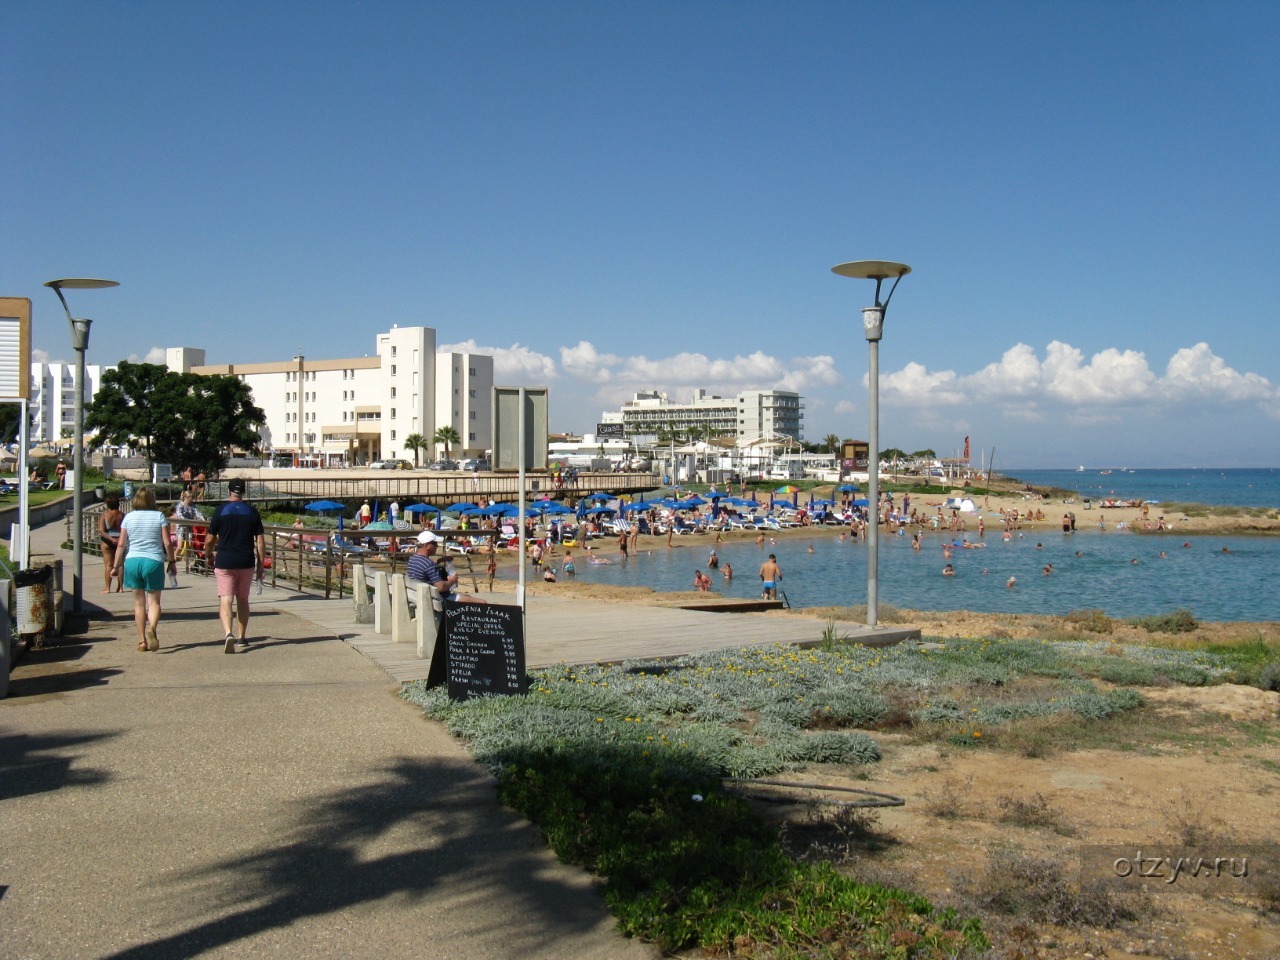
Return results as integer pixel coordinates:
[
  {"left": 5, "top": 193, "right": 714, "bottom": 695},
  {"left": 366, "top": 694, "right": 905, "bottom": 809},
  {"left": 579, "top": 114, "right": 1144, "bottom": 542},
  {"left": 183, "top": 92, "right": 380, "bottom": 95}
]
[
  {"left": 602, "top": 388, "right": 804, "bottom": 442},
  {"left": 28, "top": 362, "right": 112, "bottom": 445},
  {"left": 166, "top": 325, "right": 494, "bottom": 465}
]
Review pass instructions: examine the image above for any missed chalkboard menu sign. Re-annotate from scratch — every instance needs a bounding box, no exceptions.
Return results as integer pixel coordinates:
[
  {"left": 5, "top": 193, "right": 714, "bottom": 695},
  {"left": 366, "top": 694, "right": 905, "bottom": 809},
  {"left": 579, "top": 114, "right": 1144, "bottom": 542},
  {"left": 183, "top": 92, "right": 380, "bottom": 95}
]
[{"left": 426, "top": 602, "right": 526, "bottom": 701}]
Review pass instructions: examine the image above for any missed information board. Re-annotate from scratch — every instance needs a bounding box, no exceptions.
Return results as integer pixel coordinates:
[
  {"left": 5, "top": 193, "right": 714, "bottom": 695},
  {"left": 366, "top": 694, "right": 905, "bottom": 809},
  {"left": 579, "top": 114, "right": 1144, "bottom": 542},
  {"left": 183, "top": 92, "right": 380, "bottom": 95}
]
[{"left": 426, "top": 602, "right": 527, "bottom": 701}]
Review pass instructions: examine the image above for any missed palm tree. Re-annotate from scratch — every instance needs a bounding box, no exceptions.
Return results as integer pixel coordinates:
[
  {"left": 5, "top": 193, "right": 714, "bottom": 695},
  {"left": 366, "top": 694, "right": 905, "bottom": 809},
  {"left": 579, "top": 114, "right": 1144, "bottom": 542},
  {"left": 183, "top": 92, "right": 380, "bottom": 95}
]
[
  {"left": 432, "top": 425, "right": 461, "bottom": 460},
  {"left": 403, "top": 432, "right": 427, "bottom": 467},
  {"left": 823, "top": 433, "right": 842, "bottom": 455}
]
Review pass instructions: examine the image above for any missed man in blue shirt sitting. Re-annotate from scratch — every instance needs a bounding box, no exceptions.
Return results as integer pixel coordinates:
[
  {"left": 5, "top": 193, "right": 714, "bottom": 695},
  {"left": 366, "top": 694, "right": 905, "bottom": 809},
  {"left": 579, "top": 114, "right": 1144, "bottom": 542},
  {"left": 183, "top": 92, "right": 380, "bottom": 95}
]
[{"left": 407, "top": 530, "right": 456, "bottom": 601}]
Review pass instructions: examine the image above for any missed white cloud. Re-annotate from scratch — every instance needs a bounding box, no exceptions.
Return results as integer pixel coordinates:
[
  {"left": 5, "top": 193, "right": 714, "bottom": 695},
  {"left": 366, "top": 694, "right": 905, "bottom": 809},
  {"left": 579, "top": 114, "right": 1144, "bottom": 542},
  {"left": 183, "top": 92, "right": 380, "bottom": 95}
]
[
  {"left": 439, "top": 340, "right": 559, "bottom": 382},
  {"left": 880, "top": 361, "right": 968, "bottom": 407},
  {"left": 1160, "top": 342, "right": 1274, "bottom": 403},
  {"left": 123, "top": 346, "right": 167, "bottom": 364},
  {"left": 878, "top": 340, "right": 1276, "bottom": 417},
  {"left": 552, "top": 340, "right": 838, "bottom": 400},
  {"left": 32, "top": 348, "right": 51, "bottom": 363}
]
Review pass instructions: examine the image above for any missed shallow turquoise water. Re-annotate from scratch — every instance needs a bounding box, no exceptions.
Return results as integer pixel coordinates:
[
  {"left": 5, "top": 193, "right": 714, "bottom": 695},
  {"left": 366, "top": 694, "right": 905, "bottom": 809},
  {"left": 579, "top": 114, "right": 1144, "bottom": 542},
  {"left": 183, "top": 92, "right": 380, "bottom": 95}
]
[{"left": 550, "top": 527, "right": 1278, "bottom": 622}]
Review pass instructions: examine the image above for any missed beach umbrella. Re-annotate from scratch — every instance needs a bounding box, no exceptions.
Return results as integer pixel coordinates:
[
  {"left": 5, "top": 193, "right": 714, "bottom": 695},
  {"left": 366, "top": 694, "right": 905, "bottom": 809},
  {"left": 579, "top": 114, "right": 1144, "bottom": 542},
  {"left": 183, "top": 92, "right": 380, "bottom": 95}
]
[
  {"left": 543, "top": 503, "right": 573, "bottom": 515},
  {"left": 775, "top": 485, "right": 799, "bottom": 494},
  {"left": 812, "top": 498, "right": 835, "bottom": 506},
  {"left": 404, "top": 503, "right": 440, "bottom": 514},
  {"left": 620, "top": 500, "right": 651, "bottom": 512},
  {"left": 583, "top": 492, "right": 612, "bottom": 502},
  {"left": 681, "top": 495, "right": 707, "bottom": 506},
  {"left": 587, "top": 506, "right": 616, "bottom": 515},
  {"left": 837, "top": 484, "right": 859, "bottom": 492},
  {"left": 444, "top": 501, "right": 476, "bottom": 513},
  {"left": 851, "top": 498, "right": 869, "bottom": 507},
  {"left": 773, "top": 499, "right": 796, "bottom": 510},
  {"left": 305, "top": 499, "right": 346, "bottom": 513}
]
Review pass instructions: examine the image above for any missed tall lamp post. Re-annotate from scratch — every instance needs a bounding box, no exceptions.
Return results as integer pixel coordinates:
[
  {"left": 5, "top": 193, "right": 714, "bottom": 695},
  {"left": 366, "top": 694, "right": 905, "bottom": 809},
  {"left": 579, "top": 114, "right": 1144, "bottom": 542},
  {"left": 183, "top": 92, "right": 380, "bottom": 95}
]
[
  {"left": 831, "top": 261, "right": 910, "bottom": 628},
  {"left": 44, "top": 278, "right": 119, "bottom": 615}
]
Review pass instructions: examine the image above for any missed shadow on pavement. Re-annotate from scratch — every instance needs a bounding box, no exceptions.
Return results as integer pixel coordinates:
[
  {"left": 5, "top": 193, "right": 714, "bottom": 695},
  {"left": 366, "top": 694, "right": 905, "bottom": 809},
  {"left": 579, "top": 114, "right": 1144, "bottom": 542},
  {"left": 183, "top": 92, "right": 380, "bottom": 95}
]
[
  {"left": 0, "top": 730, "right": 118, "bottom": 801},
  {"left": 101, "top": 757, "right": 620, "bottom": 959}
]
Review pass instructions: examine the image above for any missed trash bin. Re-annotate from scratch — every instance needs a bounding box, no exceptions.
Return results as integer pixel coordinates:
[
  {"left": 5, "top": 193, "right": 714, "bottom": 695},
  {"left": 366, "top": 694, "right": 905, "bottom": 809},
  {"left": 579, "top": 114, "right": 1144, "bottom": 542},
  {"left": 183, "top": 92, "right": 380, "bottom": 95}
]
[
  {"left": 95, "top": 485, "right": 107, "bottom": 500},
  {"left": 123, "top": 481, "right": 134, "bottom": 500},
  {"left": 13, "top": 566, "right": 54, "bottom": 636}
]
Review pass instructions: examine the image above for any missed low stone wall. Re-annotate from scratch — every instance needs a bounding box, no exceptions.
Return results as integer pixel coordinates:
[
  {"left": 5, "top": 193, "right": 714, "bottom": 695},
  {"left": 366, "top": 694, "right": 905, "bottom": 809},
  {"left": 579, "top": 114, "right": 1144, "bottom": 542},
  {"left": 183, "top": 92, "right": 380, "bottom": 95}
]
[{"left": 0, "top": 491, "right": 98, "bottom": 540}]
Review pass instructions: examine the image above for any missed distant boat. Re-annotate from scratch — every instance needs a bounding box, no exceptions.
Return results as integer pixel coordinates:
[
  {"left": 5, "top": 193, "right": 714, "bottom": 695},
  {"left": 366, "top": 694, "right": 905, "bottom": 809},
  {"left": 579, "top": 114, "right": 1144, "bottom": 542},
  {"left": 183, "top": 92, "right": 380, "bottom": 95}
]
[
  {"left": 1076, "top": 465, "right": 1085, "bottom": 472},
  {"left": 1099, "top": 469, "right": 1112, "bottom": 475}
]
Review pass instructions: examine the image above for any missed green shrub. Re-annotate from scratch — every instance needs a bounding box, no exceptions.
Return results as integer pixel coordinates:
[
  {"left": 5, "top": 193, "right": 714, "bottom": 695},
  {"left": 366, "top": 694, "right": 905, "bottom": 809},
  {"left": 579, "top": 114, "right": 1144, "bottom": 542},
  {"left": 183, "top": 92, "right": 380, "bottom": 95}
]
[
  {"left": 1132, "top": 608, "right": 1199, "bottom": 634},
  {"left": 497, "top": 749, "right": 985, "bottom": 956},
  {"left": 1065, "top": 608, "right": 1114, "bottom": 634}
]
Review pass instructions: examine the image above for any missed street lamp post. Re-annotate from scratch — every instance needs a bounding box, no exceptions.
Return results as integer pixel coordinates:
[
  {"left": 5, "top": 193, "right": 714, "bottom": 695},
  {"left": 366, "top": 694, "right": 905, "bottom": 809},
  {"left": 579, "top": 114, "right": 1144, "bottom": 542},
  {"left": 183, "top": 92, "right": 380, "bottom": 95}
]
[
  {"left": 44, "top": 278, "right": 119, "bottom": 615},
  {"left": 830, "top": 261, "right": 911, "bottom": 628}
]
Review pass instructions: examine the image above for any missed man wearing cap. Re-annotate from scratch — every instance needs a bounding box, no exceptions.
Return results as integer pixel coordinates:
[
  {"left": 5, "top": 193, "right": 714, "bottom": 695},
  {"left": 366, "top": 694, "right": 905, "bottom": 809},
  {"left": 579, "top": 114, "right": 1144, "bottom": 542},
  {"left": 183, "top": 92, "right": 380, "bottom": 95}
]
[
  {"left": 407, "top": 530, "right": 457, "bottom": 603},
  {"left": 206, "top": 477, "right": 266, "bottom": 653}
]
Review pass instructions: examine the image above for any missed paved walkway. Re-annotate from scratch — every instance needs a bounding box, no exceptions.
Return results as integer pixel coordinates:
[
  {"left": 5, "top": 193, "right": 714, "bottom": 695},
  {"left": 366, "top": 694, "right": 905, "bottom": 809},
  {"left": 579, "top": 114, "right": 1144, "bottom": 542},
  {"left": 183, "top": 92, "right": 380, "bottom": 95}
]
[
  {"left": 3, "top": 518, "right": 914, "bottom": 958},
  {"left": 2, "top": 524, "right": 656, "bottom": 960}
]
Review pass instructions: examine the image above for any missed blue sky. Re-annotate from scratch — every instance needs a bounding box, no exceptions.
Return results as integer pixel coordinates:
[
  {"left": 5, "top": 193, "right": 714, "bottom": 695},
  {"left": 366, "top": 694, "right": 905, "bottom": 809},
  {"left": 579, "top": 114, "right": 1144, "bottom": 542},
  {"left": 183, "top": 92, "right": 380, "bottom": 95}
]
[{"left": 5, "top": 0, "right": 1278, "bottom": 468}]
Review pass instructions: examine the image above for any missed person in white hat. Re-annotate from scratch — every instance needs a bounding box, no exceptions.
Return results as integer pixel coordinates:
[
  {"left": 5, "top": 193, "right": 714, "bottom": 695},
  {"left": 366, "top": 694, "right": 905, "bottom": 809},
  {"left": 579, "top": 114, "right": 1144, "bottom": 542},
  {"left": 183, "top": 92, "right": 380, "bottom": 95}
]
[{"left": 407, "top": 529, "right": 457, "bottom": 601}]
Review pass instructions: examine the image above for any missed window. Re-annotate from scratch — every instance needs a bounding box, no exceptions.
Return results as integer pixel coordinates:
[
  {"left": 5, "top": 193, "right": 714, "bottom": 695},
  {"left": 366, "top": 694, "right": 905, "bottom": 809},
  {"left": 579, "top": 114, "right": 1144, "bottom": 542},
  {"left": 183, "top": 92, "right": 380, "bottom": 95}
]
[
  {"left": 469, "top": 432, "right": 476, "bottom": 441},
  {"left": 469, "top": 411, "right": 475, "bottom": 419},
  {"left": 390, "top": 408, "right": 396, "bottom": 419},
  {"left": 390, "top": 430, "right": 396, "bottom": 440},
  {"left": 469, "top": 367, "right": 476, "bottom": 376},
  {"left": 391, "top": 365, "right": 397, "bottom": 376},
  {"left": 390, "top": 387, "right": 396, "bottom": 398},
  {"left": 391, "top": 346, "right": 397, "bottom": 357}
]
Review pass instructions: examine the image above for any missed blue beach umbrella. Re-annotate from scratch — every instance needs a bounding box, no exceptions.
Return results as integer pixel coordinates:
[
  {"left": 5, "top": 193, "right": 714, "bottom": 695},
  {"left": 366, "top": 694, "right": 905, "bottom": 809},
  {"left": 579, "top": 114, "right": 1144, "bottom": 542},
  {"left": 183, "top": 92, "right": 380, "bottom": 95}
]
[
  {"left": 620, "top": 500, "right": 651, "bottom": 512},
  {"left": 583, "top": 492, "right": 612, "bottom": 502},
  {"left": 404, "top": 503, "right": 440, "bottom": 514},
  {"left": 587, "top": 506, "right": 616, "bottom": 515},
  {"left": 837, "top": 484, "right": 859, "bottom": 492},
  {"left": 444, "top": 501, "right": 476, "bottom": 514},
  {"left": 681, "top": 495, "right": 707, "bottom": 506},
  {"left": 305, "top": 499, "right": 345, "bottom": 513},
  {"left": 773, "top": 499, "right": 796, "bottom": 510}
]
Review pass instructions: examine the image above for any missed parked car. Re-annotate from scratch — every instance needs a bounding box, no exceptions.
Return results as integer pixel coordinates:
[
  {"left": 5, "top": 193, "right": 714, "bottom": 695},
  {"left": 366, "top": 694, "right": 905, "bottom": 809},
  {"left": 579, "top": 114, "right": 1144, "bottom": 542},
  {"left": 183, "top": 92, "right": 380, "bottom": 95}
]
[
  {"left": 425, "top": 459, "right": 458, "bottom": 471},
  {"left": 370, "top": 459, "right": 412, "bottom": 470},
  {"left": 458, "top": 458, "right": 491, "bottom": 472}
]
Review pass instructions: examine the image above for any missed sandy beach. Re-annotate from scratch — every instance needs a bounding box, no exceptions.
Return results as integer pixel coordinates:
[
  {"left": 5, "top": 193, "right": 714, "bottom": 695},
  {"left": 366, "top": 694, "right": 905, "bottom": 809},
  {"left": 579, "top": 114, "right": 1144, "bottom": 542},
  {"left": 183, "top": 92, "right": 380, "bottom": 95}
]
[{"left": 452, "top": 481, "right": 1279, "bottom": 640}]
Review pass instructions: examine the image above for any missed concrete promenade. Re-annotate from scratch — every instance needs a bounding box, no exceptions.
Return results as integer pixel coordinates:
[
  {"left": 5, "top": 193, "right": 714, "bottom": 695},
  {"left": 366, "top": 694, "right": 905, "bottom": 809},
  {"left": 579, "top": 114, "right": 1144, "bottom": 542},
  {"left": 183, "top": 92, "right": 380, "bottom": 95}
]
[
  {"left": 2, "top": 523, "right": 657, "bottom": 960},
  {"left": 3, "top": 518, "right": 913, "bottom": 958}
]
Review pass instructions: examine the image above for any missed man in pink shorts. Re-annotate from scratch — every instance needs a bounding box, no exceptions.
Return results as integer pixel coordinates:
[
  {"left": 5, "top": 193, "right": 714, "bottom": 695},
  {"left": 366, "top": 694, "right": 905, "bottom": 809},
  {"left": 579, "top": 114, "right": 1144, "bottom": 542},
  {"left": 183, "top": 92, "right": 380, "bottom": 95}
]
[{"left": 206, "top": 477, "right": 267, "bottom": 653}]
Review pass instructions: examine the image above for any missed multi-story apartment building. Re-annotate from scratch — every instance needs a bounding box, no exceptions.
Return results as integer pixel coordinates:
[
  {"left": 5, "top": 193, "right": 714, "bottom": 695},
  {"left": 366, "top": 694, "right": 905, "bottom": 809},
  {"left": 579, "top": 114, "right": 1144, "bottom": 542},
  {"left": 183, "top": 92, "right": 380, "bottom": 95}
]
[
  {"left": 166, "top": 326, "right": 495, "bottom": 464},
  {"left": 28, "top": 361, "right": 113, "bottom": 444},
  {"left": 603, "top": 388, "right": 804, "bottom": 442}
]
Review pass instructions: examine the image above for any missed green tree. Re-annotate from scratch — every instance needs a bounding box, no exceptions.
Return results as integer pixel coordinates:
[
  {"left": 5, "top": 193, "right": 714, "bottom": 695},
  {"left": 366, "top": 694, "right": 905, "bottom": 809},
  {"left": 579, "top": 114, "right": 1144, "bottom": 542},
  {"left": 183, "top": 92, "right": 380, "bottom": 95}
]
[
  {"left": 823, "top": 433, "right": 841, "bottom": 454},
  {"left": 403, "top": 432, "right": 427, "bottom": 467},
  {"left": 86, "top": 361, "right": 266, "bottom": 474},
  {"left": 0, "top": 403, "right": 21, "bottom": 444},
  {"left": 432, "top": 424, "right": 462, "bottom": 459}
]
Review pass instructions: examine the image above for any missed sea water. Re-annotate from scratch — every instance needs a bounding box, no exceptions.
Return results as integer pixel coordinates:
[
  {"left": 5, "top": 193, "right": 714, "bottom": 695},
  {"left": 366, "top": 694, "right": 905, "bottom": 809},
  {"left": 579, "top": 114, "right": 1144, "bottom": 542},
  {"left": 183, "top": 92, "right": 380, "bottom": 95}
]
[
  {"left": 558, "top": 528, "right": 1280, "bottom": 622},
  {"left": 1002, "top": 468, "right": 1280, "bottom": 509}
]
